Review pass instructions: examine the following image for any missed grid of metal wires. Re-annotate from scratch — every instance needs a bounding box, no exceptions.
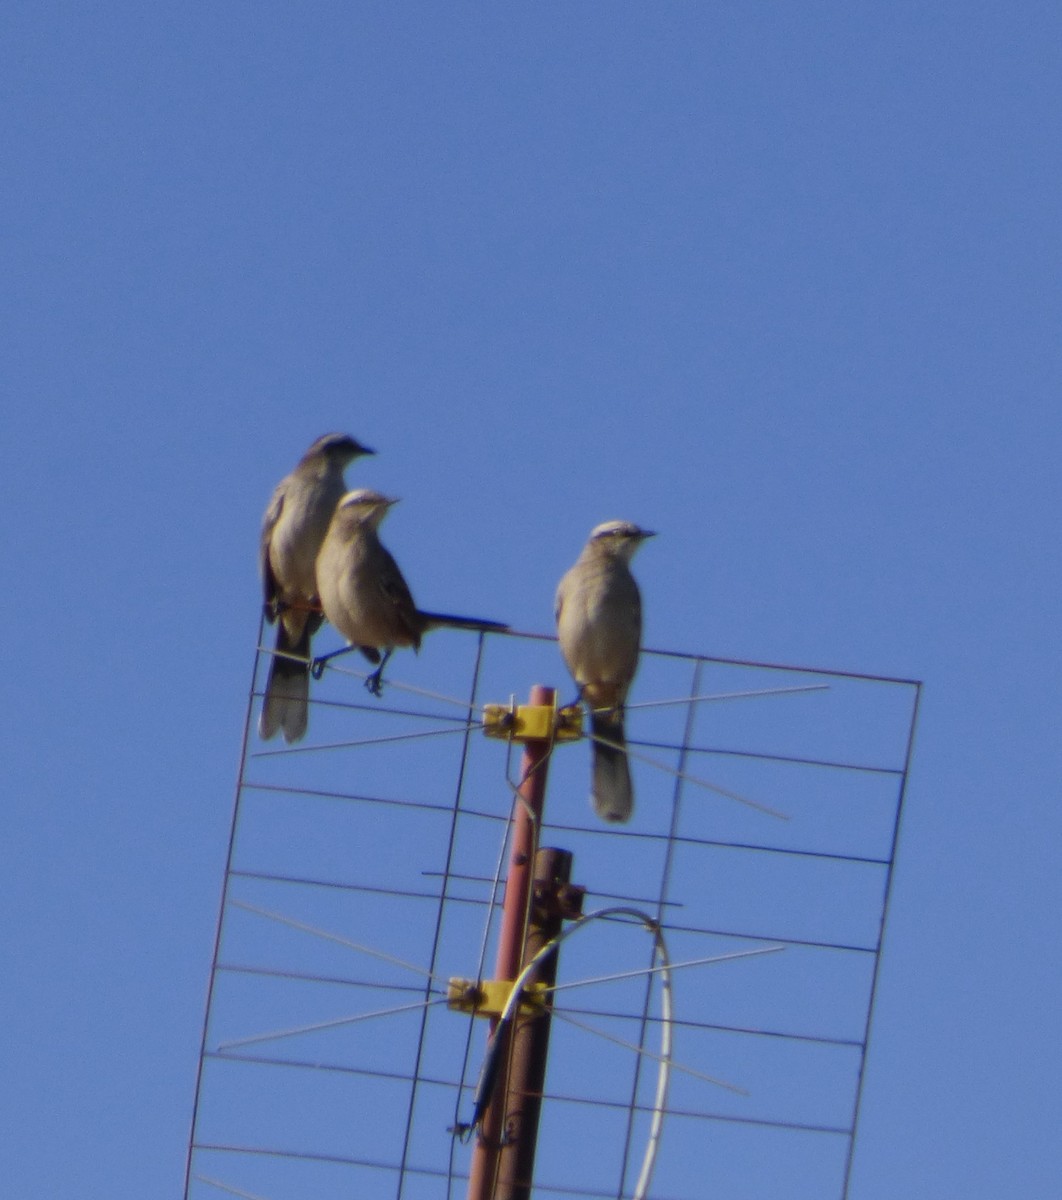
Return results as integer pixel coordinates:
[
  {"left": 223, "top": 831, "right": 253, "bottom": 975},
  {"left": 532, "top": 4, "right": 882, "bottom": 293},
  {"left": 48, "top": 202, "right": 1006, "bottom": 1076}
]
[{"left": 185, "top": 622, "right": 920, "bottom": 1200}]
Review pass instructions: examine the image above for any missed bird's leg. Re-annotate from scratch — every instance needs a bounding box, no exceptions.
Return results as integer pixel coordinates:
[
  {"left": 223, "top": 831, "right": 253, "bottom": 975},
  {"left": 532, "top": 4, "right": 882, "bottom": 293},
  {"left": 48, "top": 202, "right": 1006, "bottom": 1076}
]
[
  {"left": 310, "top": 644, "right": 357, "bottom": 680},
  {"left": 364, "top": 647, "right": 394, "bottom": 697},
  {"left": 562, "top": 684, "right": 587, "bottom": 712}
]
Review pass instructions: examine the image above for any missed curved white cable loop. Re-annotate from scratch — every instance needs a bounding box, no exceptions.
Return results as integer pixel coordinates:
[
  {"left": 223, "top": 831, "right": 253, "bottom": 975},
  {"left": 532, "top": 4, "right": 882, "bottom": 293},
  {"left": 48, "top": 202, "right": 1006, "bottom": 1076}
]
[{"left": 477, "top": 905, "right": 673, "bottom": 1200}]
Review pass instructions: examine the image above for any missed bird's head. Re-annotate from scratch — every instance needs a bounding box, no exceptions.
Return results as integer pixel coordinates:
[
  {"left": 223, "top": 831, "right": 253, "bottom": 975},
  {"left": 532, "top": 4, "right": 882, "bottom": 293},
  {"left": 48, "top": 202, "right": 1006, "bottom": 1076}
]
[
  {"left": 304, "top": 432, "right": 376, "bottom": 465},
  {"left": 588, "top": 520, "right": 657, "bottom": 563},
  {"left": 334, "top": 488, "right": 398, "bottom": 531}
]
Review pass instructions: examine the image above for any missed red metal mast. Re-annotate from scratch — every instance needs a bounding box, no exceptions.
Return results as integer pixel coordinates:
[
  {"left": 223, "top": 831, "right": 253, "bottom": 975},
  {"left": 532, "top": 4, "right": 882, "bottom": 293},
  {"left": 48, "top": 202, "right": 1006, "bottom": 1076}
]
[{"left": 466, "top": 684, "right": 574, "bottom": 1200}]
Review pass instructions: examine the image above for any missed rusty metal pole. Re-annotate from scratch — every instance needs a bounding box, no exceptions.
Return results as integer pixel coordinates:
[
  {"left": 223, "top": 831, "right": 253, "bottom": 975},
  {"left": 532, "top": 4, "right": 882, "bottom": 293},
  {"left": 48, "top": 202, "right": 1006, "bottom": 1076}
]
[
  {"left": 466, "top": 685, "right": 556, "bottom": 1200},
  {"left": 493, "top": 845, "right": 576, "bottom": 1199}
]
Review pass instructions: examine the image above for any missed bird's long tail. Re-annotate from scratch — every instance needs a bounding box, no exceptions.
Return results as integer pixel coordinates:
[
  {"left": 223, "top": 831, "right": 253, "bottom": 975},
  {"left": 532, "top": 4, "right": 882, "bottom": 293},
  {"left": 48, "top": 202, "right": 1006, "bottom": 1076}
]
[
  {"left": 589, "top": 707, "right": 633, "bottom": 823},
  {"left": 259, "top": 618, "right": 314, "bottom": 743},
  {"left": 417, "top": 611, "right": 510, "bottom": 634}
]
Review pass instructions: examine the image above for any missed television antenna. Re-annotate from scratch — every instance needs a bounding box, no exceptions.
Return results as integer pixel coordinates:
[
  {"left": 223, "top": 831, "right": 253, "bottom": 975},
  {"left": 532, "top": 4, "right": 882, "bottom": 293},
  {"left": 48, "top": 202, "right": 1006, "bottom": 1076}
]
[{"left": 185, "top": 622, "right": 920, "bottom": 1199}]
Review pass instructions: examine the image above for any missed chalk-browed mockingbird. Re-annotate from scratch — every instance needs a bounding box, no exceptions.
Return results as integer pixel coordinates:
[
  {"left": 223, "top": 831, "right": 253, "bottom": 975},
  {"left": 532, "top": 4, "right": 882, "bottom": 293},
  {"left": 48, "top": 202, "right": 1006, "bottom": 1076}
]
[
  {"left": 314, "top": 488, "right": 508, "bottom": 694},
  {"left": 555, "top": 520, "right": 655, "bottom": 823},
  {"left": 259, "top": 433, "right": 375, "bottom": 742}
]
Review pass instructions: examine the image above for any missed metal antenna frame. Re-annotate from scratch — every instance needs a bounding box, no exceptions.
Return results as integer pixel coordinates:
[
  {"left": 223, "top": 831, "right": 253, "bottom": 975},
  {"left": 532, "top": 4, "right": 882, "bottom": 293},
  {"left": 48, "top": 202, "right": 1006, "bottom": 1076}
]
[{"left": 185, "top": 623, "right": 921, "bottom": 1200}]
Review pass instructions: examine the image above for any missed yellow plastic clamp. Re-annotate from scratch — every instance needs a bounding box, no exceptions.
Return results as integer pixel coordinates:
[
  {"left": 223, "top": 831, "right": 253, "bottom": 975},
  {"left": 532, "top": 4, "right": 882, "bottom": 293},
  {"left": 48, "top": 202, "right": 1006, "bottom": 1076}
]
[
  {"left": 481, "top": 701, "right": 583, "bottom": 743},
  {"left": 447, "top": 977, "right": 549, "bottom": 1018}
]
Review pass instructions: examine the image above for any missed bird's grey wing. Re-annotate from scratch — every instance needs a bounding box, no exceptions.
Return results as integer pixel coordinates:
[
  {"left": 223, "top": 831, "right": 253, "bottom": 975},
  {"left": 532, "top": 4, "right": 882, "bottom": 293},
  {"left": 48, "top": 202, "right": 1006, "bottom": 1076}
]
[
  {"left": 259, "top": 481, "right": 286, "bottom": 614},
  {"left": 553, "top": 575, "right": 567, "bottom": 625},
  {"left": 612, "top": 572, "right": 644, "bottom": 689},
  {"left": 375, "top": 548, "right": 423, "bottom": 641},
  {"left": 625, "top": 579, "right": 643, "bottom": 643}
]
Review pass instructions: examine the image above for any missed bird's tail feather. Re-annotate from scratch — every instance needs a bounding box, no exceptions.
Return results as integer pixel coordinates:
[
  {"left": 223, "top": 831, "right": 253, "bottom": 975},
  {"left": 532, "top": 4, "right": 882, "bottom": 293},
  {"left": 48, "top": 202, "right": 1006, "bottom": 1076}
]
[
  {"left": 589, "top": 708, "right": 633, "bottom": 823},
  {"left": 417, "top": 610, "right": 510, "bottom": 634},
  {"left": 259, "top": 620, "right": 313, "bottom": 744}
]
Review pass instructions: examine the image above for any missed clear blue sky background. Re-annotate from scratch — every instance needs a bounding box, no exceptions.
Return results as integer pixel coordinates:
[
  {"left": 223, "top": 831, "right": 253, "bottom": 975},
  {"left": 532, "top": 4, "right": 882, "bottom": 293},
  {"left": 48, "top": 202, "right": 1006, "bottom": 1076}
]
[{"left": 3, "top": 3, "right": 1059, "bottom": 1197}]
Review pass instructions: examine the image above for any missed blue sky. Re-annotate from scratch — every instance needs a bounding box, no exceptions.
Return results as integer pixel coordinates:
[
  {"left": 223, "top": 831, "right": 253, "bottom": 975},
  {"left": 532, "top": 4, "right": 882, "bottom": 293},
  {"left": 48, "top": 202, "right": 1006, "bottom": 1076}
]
[{"left": 3, "top": 4, "right": 1060, "bottom": 1197}]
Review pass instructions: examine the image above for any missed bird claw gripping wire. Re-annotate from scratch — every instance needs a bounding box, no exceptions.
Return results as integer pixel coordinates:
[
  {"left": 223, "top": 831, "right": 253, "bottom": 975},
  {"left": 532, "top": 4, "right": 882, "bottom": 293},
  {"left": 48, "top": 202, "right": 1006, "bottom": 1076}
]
[
  {"left": 309, "top": 643, "right": 356, "bottom": 681},
  {"left": 363, "top": 648, "right": 392, "bottom": 696}
]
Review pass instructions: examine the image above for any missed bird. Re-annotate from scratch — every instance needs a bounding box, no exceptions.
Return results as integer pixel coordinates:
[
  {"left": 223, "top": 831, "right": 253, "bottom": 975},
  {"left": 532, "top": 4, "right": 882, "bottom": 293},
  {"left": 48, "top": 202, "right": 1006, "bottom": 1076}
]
[
  {"left": 313, "top": 488, "right": 509, "bottom": 694},
  {"left": 258, "top": 433, "right": 376, "bottom": 742},
  {"left": 555, "top": 520, "right": 656, "bottom": 822}
]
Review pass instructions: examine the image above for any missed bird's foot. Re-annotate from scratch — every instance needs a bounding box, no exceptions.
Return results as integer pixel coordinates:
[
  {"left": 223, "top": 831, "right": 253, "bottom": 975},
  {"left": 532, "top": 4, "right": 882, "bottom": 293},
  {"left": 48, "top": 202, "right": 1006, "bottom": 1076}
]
[
  {"left": 310, "top": 643, "right": 357, "bottom": 679},
  {"left": 363, "top": 648, "right": 392, "bottom": 697}
]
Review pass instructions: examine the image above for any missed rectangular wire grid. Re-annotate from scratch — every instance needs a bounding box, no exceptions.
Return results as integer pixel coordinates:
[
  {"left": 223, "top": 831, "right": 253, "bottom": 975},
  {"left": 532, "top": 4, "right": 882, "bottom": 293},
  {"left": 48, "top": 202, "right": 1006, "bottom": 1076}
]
[{"left": 185, "top": 625, "right": 920, "bottom": 1200}]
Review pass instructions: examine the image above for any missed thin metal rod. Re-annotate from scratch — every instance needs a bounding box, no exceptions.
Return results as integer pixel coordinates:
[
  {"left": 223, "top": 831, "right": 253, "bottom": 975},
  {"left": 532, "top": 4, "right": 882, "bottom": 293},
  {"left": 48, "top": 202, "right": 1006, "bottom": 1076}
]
[
  {"left": 623, "top": 682, "right": 830, "bottom": 711},
  {"left": 587, "top": 727, "right": 789, "bottom": 820},
  {"left": 242, "top": 780, "right": 457, "bottom": 817},
  {"left": 265, "top": 690, "right": 477, "bottom": 726},
  {"left": 216, "top": 961, "right": 429, "bottom": 993},
  {"left": 182, "top": 620, "right": 263, "bottom": 1200},
  {"left": 217, "top": 996, "right": 450, "bottom": 1051},
  {"left": 194, "top": 1141, "right": 455, "bottom": 1178},
  {"left": 194, "top": 1175, "right": 271, "bottom": 1200},
  {"left": 312, "top": 654, "right": 487, "bottom": 713},
  {"left": 447, "top": 767, "right": 530, "bottom": 1199},
  {"left": 205, "top": 1048, "right": 459, "bottom": 1090},
  {"left": 547, "top": 943, "right": 786, "bottom": 993},
  {"left": 632, "top": 735, "right": 907, "bottom": 776},
  {"left": 229, "top": 899, "right": 445, "bottom": 985},
  {"left": 251, "top": 722, "right": 474, "bottom": 757},
  {"left": 548, "top": 1001, "right": 865, "bottom": 1049},
  {"left": 615, "top": 658, "right": 701, "bottom": 1198},
  {"left": 841, "top": 681, "right": 922, "bottom": 1196},
  {"left": 551, "top": 1007, "right": 746, "bottom": 1096},
  {"left": 395, "top": 635, "right": 489, "bottom": 1198},
  {"left": 493, "top": 626, "right": 922, "bottom": 686}
]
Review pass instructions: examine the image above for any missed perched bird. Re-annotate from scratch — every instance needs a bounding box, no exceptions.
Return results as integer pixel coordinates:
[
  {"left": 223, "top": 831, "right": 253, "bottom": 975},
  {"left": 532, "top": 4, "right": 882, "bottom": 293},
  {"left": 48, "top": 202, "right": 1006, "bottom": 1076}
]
[
  {"left": 314, "top": 489, "right": 508, "bottom": 694},
  {"left": 258, "top": 433, "right": 376, "bottom": 742},
  {"left": 555, "top": 520, "right": 656, "bottom": 822}
]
